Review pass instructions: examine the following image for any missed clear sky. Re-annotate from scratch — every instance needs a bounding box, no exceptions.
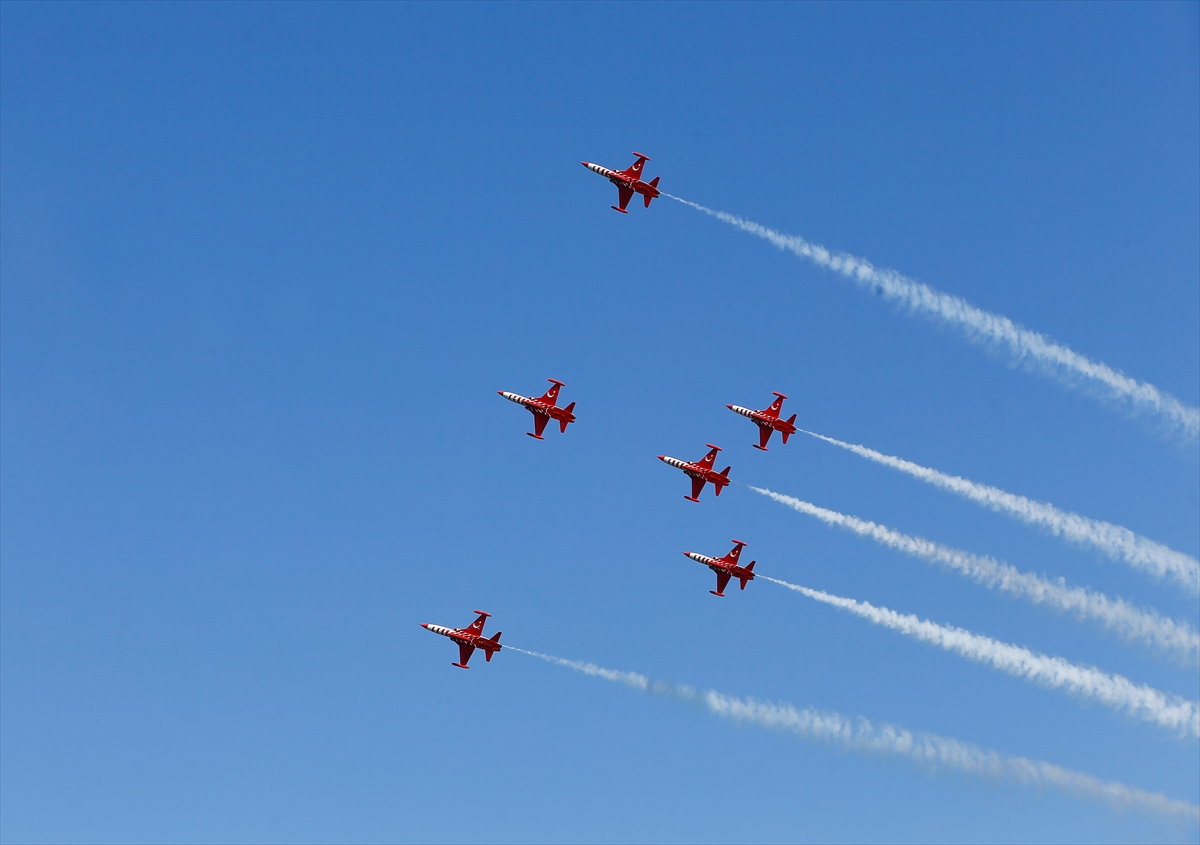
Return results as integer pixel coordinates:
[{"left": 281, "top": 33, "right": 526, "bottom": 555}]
[{"left": 2, "top": 3, "right": 1197, "bottom": 843}]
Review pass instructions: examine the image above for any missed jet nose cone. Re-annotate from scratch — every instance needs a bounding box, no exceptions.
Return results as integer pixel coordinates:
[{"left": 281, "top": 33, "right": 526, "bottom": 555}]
[
  {"left": 497, "top": 390, "right": 505, "bottom": 395},
  {"left": 580, "top": 161, "right": 590, "bottom": 167},
  {"left": 725, "top": 404, "right": 734, "bottom": 409},
  {"left": 420, "top": 623, "right": 429, "bottom": 629},
  {"left": 657, "top": 455, "right": 667, "bottom": 461}
]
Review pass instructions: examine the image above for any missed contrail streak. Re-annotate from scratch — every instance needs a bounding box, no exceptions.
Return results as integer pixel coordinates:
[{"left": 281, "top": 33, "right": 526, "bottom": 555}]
[
  {"left": 507, "top": 646, "right": 1199, "bottom": 821},
  {"left": 748, "top": 486, "right": 1199, "bottom": 661},
  {"left": 758, "top": 577, "right": 1200, "bottom": 737},
  {"left": 797, "top": 427, "right": 1200, "bottom": 594},
  {"left": 665, "top": 195, "right": 1200, "bottom": 443}
]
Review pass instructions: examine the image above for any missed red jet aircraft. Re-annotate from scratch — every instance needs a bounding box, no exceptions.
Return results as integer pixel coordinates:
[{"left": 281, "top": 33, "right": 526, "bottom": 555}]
[
  {"left": 658, "top": 444, "right": 731, "bottom": 502},
  {"left": 728, "top": 392, "right": 798, "bottom": 451},
  {"left": 422, "top": 610, "right": 503, "bottom": 669},
  {"left": 684, "top": 539, "right": 757, "bottom": 596},
  {"left": 581, "top": 152, "right": 661, "bottom": 213},
  {"left": 498, "top": 379, "right": 576, "bottom": 439}
]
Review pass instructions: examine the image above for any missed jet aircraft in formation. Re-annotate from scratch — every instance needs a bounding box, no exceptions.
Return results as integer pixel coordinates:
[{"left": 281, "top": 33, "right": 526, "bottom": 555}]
[
  {"left": 499, "top": 379, "right": 576, "bottom": 439},
  {"left": 581, "top": 152, "right": 661, "bottom": 213},
  {"left": 422, "top": 611, "right": 503, "bottom": 669},
  {"left": 728, "top": 392, "right": 798, "bottom": 451},
  {"left": 425, "top": 153, "right": 802, "bottom": 667},
  {"left": 684, "top": 539, "right": 757, "bottom": 597},
  {"left": 658, "top": 444, "right": 732, "bottom": 502}
]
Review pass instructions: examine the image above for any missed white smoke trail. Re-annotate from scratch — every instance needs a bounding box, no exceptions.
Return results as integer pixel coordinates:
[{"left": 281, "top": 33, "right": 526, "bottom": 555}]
[
  {"left": 798, "top": 428, "right": 1200, "bottom": 594},
  {"left": 665, "top": 195, "right": 1200, "bottom": 443},
  {"left": 747, "top": 486, "right": 1199, "bottom": 661},
  {"left": 758, "top": 577, "right": 1199, "bottom": 737},
  {"left": 510, "top": 647, "right": 1200, "bottom": 822},
  {"left": 505, "top": 646, "right": 651, "bottom": 691}
]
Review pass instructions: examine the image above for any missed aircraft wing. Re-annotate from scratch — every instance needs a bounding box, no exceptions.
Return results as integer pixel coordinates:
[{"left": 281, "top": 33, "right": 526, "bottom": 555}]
[
  {"left": 457, "top": 642, "right": 476, "bottom": 667},
  {"left": 720, "top": 542, "right": 745, "bottom": 564},
  {"left": 690, "top": 475, "right": 706, "bottom": 501},
  {"left": 616, "top": 184, "right": 634, "bottom": 211},
  {"left": 757, "top": 425, "right": 774, "bottom": 450},
  {"left": 714, "top": 570, "right": 732, "bottom": 596},
  {"left": 531, "top": 412, "right": 550, "bottom": 438}
]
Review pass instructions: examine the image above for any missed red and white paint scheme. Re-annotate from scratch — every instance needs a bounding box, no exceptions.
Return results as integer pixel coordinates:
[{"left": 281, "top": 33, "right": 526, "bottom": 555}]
[
  {"left": 657, "top": 444, "right": 731, "bottom": 502},
  {"left": 498, "top": 379, "right": 576, "bottom": 439},
  {"left": 580, "top": 152, "right": 661, "bottom": 213},
  {"left": 684, "top": 539, "right": 757, "bottom": 597},
  {"left": 421, "top": 610, "right": 503, "bottom": 669},
  {"left": 727, "top": 392, "right": 798, "bottom": 451}
]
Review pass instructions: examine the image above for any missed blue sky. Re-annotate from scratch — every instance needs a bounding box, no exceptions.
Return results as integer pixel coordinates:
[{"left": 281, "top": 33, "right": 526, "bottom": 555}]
[{"left": 2, "top": 3, "right": 1197, "bottom": 843}]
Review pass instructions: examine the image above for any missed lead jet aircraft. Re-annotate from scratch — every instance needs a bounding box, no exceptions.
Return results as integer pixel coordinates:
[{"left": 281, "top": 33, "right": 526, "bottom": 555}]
[
  {"left": 498, "top": 379, "right": 576, "bottom": 439},
  {"left": 727, "top": 392, "right": 798, "bottom": 451},
  {"left": 684, "top": 539, "right": 757, "bottom": 596},
  {"left": 581, "top": 152, "right": 661, "bottom": 213},
  {"left": 658, "top": 444, "right": 731, "bottom": 502},
  {"left": 422, "top": 610, "right": 503, "bottom": 669}
]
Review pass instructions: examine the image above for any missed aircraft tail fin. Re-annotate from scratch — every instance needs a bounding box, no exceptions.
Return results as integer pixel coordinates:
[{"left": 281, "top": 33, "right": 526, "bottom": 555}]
[
  {"left": 714, "top": 467, "right": 731, "bottom": 496},
  {"left": 644, "top": 177, "right": 660, "bottom": 207},
  {"left": 782, "top": 414, "right": 797, "bottom": 443},
  {"left": 560, "top": 402, "right": 575, "bottom": 432},
  {"left": 484, "top": 631, "right": 502, "bottom": 661},
  {"left": 739, "top": 561, "right": 756, "bottom": 590}
]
